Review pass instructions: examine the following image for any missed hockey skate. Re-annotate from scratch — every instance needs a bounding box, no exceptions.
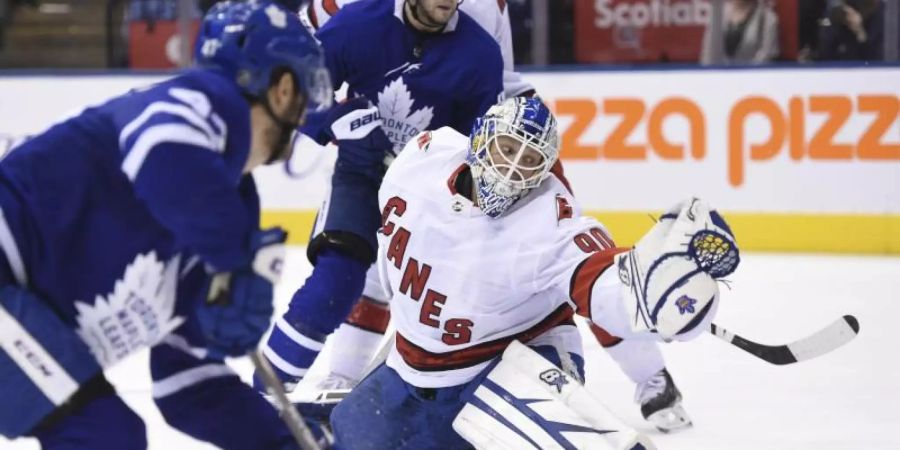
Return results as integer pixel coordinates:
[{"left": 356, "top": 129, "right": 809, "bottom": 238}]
[{"left": 635, "top": 368, "right": 693, "bottom": 433}]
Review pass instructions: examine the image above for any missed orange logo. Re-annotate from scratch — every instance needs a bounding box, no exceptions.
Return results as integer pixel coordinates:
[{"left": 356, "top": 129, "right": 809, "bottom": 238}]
[
  {"left": 727, "top": 95, "right": 899, "bottom": 186},
  {"left": 553, "top": 97, "right": 705, "bottom": 161},
  {"left": 551, "top": 95, "right": 900, "bottom": 187}
]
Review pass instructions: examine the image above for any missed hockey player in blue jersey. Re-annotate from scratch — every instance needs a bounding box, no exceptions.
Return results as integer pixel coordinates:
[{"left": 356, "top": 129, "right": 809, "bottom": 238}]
[
  {"left": 257, "top": 0, "right": 505, "bottom": 393},
  {"left": 0, "top": 1, "right": 335, "bottom": 449}
]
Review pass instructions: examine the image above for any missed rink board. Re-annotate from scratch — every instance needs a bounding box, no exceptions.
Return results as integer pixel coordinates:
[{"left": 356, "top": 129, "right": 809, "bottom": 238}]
[{"left": 1, "top": 67, "right": 898, "bottom": 253}]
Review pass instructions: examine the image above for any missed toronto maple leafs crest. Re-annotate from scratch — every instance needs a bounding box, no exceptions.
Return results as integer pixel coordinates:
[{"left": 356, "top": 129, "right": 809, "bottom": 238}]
[
  {"left": 377, "top": 77, "right": 434, "bottom": 154},
  {"left": 74, "top": 252, "right": 185, "bottom": 367},
  {"left": 539, "top": 368, "right": 569, "bottom": 393},
  {"left": 675, "top": 295, "right": 697, "bottom": 315}
]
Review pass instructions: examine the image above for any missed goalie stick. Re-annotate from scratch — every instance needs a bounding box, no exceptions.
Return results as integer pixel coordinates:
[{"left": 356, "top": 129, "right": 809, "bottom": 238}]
[{"left": 709, "top": 315, "right": 859, "bottom": 365}]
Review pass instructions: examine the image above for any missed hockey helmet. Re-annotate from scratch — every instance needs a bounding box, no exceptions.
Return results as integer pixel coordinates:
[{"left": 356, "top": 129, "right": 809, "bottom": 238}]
[
  {"left": 195, "top": 0, "right": 332, "bottom": 114},
  {"left": 466, "top": 97, "right": 559, "bottom": 218}
]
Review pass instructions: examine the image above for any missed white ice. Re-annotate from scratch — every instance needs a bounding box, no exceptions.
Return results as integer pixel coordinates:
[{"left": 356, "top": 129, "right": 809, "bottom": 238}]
[{"left": 2, "top": 249, "right": 898, "bottom": 450}]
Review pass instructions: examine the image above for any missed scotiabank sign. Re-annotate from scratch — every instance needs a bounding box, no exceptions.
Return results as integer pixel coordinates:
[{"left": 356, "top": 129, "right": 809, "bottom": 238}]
[
  {"left": 575, "top": 0, "right": 797, "bottom": 63},
  {"left": 575, "top": 0, "right": 709, "bottom": 63}
]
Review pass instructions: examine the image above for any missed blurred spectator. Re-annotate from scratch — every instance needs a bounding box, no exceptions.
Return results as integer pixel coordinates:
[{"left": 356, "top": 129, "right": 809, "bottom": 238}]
[
  {"left": 508, "top": 0, "right": 532, "bottom": 64},
  {"left": 701, "top": 0, "right": 780, "bottom": 65},
  {"left": 0, "top": 0, "right": 36, "bottom": 48},
  {"left": 799, "top": 0, "right": 828, "bottom": 61},
  {"left": 817, "top": 0, "right": 883, "bottom": 61},
  {"left": 549, "top": 0, "right": 575, "bottom": 64},
  {"left": 0, "top": 0, "right": 7, "bottom": 46}
]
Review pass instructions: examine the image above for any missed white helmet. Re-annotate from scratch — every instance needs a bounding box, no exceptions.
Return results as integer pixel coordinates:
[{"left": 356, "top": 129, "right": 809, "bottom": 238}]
[{"left": 466, "top": 97, "right": 559, "bottom": 218}]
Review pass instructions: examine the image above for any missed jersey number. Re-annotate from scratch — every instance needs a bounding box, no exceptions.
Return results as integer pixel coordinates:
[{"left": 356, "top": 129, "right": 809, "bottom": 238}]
[{"left": 573, "top": 227, "right": 614, "bottom": 254}]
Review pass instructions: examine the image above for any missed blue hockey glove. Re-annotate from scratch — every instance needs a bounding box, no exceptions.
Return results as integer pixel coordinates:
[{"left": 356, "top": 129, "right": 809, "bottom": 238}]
[
  {"left": 317, "top": 97, "right": 393, "bottom": 181},
  {"left": 197, "top": 228, "right": 287, "bottom": 358}
]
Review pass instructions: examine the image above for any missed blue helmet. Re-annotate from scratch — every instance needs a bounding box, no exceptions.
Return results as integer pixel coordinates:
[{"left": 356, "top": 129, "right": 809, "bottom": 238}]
[
  {"left": 195, "top": 0, "right": 332, "bottom": 113},
  {"left": 466, "top": 97, "right": 560, "bottom": 218}
]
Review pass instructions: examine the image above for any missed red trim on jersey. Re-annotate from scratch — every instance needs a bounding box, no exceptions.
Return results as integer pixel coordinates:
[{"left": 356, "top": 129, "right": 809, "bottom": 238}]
[
  {"left": 556, "top": 195, "right": 573, "bottom": 222},
  {"left": 307, "top": 6, "right": 319, "bottom": 29},
  {"left": 446, "top": 164, "right": 467, "bottom": 195},
  {"left": 497, "top": 0, "right": 507, "bottom": 12},
  {"left": 589, "top": 323, "right": 623, "bottom": 348},
  {"left": 417, "top": 131, "right": 432, "bottom": 150},
  {"left": 395, "top": 304, "right": 576, "bottom": 372},
  {"left": 569, "top": 248, "right": 624, "bottom": 318},
  {"left": 550, "top": 160, "right": 573, "bottom": 194},
  {"left": 322, "top": 0, "right": 339, "bottom": 15},
  {"left": 346, "top": 296, "right": 391, "bottom": 334}
]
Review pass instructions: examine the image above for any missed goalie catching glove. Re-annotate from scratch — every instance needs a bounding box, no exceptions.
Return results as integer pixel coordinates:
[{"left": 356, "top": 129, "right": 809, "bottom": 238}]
[{"left": 616, "top": 198, "right": 739, "bottom": 341}]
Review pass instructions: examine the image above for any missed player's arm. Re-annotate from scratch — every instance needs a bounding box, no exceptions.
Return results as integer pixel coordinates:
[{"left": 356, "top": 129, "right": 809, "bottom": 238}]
[
  {"left": 460, "top": 0, "right": 535, "bottom": 98},
  {"left": 297, "top": 15, "right": 353, "bottom": 144},
  {"left": 121, "top": 93, "right": 254, "bottom": 272},
  {"left": 120, "top": 88, "right": 289, "bottom": 357},
  {"left": 452, "top": 44, "right": 504, "bottom": 133},
  {"left": 493, "top": 1, "right": 535, "bottom": 97}
]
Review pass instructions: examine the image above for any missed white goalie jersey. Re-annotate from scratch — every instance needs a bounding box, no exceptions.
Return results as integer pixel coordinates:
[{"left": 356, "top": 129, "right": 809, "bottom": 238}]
[
  {"left": 301, "top": 0, "right": 534, "bottom": 97},
  {"left": 374, "top": 128, "right": 626, "bottom": 388}
]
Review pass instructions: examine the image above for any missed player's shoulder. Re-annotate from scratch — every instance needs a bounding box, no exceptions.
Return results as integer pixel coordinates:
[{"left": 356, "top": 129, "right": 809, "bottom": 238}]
[
  {"left": 106, "top": 70, "right": 250, "bottom": 164},
  {"left": 454, "top": 12, "right": 500, "bottom": 52},
  {"left": 506, "top": 173, "right": 595, "bottom": 242},
  {"left": 458, "top": 0, "right": 505, "bottom": 26},
  {"left": 316, "top": 0, "right": 391, "bottom": 36},
  {"left": 384, "top": 127, "right": 468, "bottom": 183},
  {"left": 392, "top": 127, "right": 467, "bottom": 166},
  {"left": 131, "top": 70, "right": 246, "bottom": 117},
  {"left": 450, "top": 14, "right": 502, "bottom": 73}
]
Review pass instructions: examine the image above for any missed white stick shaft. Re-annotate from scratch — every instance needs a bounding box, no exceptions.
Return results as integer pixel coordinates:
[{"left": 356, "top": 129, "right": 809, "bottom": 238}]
[{"left": 251, "top": 351, "right": 321, "bottom": 450}]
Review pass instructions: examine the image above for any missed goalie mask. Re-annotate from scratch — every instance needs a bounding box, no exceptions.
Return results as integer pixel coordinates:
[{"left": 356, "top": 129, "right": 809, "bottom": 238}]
[{"left": 466, "top": 97, "right": 559, "bottom": 218}]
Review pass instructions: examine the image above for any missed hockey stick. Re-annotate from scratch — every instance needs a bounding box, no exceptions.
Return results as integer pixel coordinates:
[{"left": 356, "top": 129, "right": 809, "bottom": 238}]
[
  {"left": 251, "top": 351, "right": 322, "bottom": 450},
  {"left": 709, "top": 315, "right": 859, "bottom": 365}
]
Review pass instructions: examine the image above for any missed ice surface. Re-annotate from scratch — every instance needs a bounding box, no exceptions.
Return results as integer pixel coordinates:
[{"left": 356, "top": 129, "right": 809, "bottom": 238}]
[{"left": 2, "top": 249, "right": 898, "bottom": 449}]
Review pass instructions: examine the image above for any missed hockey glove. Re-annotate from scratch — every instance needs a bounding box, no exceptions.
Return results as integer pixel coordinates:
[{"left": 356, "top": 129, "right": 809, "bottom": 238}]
[
  {"left": 197, "top": 228, "right": 287, "bottom": 358},
  {"left": 615, "top": 198, "right": 739, "bottom": 341},
  {"left": 319, "top": 97, "right": 393, "bottom": 180}
]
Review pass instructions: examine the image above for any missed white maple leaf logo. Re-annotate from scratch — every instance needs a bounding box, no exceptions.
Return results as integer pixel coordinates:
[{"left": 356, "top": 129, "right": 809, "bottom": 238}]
[
  {"left": 74, "top": 252, "right": 185, "bottom": 367},
  {"left": 377, "top": 78, "right": 434, "bottom": 153}
]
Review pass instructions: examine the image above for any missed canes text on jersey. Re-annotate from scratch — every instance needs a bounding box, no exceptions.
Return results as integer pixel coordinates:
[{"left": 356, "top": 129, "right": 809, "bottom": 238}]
[{"left": 381, "top": 196, "right": 473, "bottom": 345}]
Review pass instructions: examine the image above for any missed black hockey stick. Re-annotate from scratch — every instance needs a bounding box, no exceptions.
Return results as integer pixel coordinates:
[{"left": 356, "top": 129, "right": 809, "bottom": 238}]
[{"left": 709, "top": 315, "right": 859, "bottom": 365}]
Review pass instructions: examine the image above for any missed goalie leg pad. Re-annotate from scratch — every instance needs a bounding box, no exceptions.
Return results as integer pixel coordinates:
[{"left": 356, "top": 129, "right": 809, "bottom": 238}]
[{"left": 453, "top": 341, "right": 655, "bottom": 450}]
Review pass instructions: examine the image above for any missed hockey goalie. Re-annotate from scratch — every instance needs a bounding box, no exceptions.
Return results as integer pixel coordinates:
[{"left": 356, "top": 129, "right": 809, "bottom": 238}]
[{"left": 328, "top": 97, "right": 741, "bottom": 449}]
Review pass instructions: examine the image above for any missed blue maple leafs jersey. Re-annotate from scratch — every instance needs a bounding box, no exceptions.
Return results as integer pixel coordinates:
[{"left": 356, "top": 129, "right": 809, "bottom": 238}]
[
  {"left": 313, "top": 0, "right": 504, "bottom": 152},
  {"left": 0, "top": 69, "right": 257, "bottom": 366}
]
